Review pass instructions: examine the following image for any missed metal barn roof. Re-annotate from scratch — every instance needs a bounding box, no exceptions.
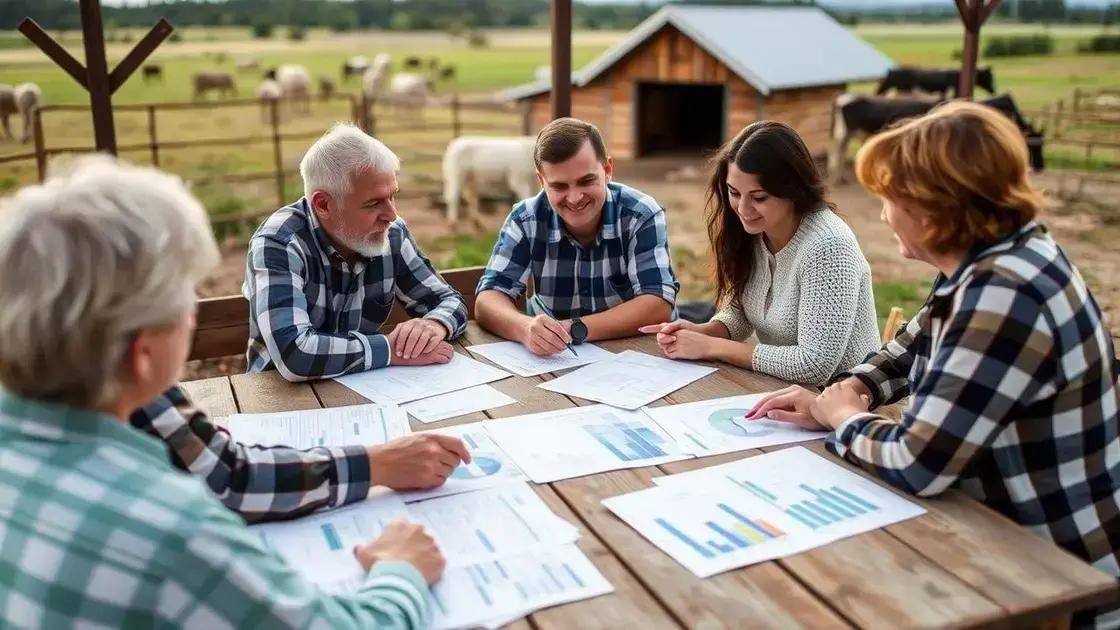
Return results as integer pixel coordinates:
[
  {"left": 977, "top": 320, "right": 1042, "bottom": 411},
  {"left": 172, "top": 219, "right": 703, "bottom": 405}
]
[{"left": 503, "top": 4, "right": 895, "bottom": 100}]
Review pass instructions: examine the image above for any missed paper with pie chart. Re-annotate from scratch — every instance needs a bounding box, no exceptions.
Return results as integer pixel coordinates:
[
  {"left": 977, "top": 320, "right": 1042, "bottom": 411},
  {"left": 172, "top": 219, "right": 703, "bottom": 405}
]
[
  {"left": 642, "top": 394, "right": 826, "bottom": 456},
  {"left": 396, "top": 422, "right": 528, "bottom": 503}
]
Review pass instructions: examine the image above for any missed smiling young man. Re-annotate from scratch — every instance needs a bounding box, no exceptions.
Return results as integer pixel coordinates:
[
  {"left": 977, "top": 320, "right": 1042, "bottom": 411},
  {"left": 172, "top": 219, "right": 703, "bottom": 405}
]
[
  {"left": 475, "top": 117, "right": 679, "bottom": 355},
  {"left": 245, "top": 123, "right": 467, "bottom": 381}
]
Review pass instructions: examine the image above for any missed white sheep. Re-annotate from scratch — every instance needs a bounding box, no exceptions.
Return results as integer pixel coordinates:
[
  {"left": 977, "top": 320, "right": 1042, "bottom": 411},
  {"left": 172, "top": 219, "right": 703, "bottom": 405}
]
[
  {"left": 442, "top": 136, "right": 538, "bottom": 223},
  {"left": 0, "top": 82, "right": 43, "bottom": 144},
  {"left": 256, "top": 79, "right": 282, "bottom": 123},
  {"left": 274, "top": 64, "right": 311, "bottom": 114},
  {"left": 361, "top": 54, "right": 393, "bottom": 100},
  {"left": 388, "top": 72, "right": 433, "bottom": 121}
]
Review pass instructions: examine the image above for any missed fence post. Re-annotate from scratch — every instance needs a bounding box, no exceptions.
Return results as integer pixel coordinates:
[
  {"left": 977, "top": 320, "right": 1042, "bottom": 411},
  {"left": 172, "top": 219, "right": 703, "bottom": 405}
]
[
  {"left": 1073, "top": 88, "right": 1082, "bottom": 115},
  {"left": 270, "top": 98, "right": 284, "bottom": 207},
  {"left": 32, "top": 106, "right": 47, "bottom": 182},
  {"left": 451, "top": 94, "right": 461, "bottom": 138},
  {"left": 359, "top": 91, "right": 372, "bottom": 134},
  {"left": 520, "top": 99, "right": 532, "bottom": 136},
  {"left": 1055, "top": 99, "right": 1064, "bottom": 139},
  {"left": 146, "top": 104, "right": 159, "bottom": 167}
]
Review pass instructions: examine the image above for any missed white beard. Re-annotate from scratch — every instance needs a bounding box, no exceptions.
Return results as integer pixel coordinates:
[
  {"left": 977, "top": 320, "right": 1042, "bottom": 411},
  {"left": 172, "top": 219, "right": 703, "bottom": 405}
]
[{"left": 337, "top": 224, "right": 392, "bottom": 258}]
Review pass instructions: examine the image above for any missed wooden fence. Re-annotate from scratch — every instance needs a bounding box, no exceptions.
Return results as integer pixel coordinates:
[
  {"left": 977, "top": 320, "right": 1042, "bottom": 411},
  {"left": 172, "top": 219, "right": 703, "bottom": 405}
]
[{"left": 1, "top": 92, "right": 532, "bottom": 220}]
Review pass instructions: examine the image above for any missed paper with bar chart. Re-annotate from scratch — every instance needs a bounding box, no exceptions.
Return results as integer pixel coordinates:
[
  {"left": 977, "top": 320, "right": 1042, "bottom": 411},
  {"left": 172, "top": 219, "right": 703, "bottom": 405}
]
[
  {"left": 605, "top": 446, "right": 926, "bottom": 577},
  {"left": 396, "top": 422, "right": 528, "bottom": 503},
  {"left": 430, "top": 545, "right": 613, "bottom": 630},
  {"left": 254, "top": 493, "right": 410, "bottom": 592},
  {"left": 227, "top": 404, "right": 411, "bottom": 449},
  {"left": 406, "top": 483, "right": 580, "bottom": 566},
  {"left": 484, "top": 405, "right": 691, "bottom": 483},
  {"left": 335, "top": 352, "right": 513, "bottom": 405},
  {"left": 537, "top": 350, "right": 718, "bottom": 409},
  {"left": 642, "top": 394, "right": 826, "bottom": 456},
  {"left": 467, "top": 340, "right": 616, "bottom": 377}
]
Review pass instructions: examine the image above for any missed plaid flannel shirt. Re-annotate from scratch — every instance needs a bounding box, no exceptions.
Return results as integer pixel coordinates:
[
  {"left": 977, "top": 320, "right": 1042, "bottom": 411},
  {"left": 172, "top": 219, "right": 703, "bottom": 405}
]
[
  {"left": 245, "top": 198, "right": 467, "bottom": 381},
  {"left": 0, "top": 391, "right": 430, "bottom": 629},
  {"left": 130, "top": 385, "right": 372, "bottom": 523},
  {"left": 825, "top": 222, "right": 1120, "bottom": 628},
  {"left": 477, "top": 182, "right": 679, "bottom": 320}
]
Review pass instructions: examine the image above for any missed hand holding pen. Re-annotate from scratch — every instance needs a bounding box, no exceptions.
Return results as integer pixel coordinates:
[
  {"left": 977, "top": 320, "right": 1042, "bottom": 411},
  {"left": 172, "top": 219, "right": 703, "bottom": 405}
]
[{"left": 523, "top": 294, "right": 579, "bottom": 358}]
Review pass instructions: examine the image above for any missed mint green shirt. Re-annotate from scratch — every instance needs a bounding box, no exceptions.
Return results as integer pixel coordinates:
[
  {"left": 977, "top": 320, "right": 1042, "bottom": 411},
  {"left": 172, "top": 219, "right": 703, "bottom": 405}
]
[{"left": 0, "top": 391, "right": 432, "bottom": 628}]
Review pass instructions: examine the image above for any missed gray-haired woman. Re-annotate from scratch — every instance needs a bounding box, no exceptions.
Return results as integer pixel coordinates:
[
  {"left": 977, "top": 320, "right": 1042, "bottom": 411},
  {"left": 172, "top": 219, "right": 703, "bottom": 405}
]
[{"left": 0, "top": 157, "right": 441, "bottom": 628}]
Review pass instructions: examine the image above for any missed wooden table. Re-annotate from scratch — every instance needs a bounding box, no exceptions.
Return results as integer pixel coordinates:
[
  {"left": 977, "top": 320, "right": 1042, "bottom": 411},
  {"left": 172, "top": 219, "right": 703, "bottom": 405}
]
[{"left": 182, "top": 322, "right": 1119, "bottom": 629}]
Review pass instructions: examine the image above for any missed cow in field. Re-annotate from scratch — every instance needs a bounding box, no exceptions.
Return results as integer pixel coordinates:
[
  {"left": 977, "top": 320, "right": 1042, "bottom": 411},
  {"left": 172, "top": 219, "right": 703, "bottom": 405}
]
[
  {"left": 192, "top": 72, "right": 237, "bottom": 100},
  {"left": 877, "top": 66, "right": 995, "bottom": 99},
  {"left": 829, "top": 93, "right": 1044, "bottom": 183},
  {"left": 142, "top": 64, "right": 162, "bottom": 83}
]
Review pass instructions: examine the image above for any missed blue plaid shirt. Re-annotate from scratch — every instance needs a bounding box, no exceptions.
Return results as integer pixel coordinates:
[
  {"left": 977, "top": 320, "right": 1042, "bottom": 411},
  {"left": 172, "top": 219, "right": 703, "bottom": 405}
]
[
  {"left": 245, "top": 198, "right": 467, "bottom": 381},
  {"left": 477, "top": 182, "right": 678, "bottom": 319}
]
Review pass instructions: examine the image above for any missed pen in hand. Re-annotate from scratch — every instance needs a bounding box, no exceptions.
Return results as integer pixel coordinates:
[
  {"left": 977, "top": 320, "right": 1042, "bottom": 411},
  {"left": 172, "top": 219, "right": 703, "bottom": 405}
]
[{"left": 529, "top": 294, "right": 579, "bottom": 358}]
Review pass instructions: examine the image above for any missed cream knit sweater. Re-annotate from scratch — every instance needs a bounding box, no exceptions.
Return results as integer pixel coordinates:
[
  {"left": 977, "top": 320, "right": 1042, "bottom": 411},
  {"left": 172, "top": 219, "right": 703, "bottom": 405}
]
[{"left": 711, "top": 209, "right": 880, "bottom": 386}]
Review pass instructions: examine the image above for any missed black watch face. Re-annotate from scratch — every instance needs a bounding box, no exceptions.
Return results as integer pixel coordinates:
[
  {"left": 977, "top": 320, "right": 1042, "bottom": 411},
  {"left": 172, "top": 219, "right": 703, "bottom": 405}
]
[{"left": 571, "top": 319, "right": 588, "bottom": 344}]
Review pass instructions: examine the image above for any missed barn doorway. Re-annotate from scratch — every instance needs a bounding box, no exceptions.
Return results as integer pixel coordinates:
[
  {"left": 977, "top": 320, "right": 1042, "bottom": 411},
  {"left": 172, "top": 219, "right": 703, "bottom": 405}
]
[{"left": 635, "top": 82, "right": 725, "bottom": 157}]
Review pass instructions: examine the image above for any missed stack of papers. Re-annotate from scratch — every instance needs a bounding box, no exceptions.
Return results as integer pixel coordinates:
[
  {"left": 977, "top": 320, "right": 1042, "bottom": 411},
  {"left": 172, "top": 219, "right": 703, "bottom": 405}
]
[
  {"left": 484, "top": 405, "right": 691, "bottom": 483},
  {"left": 253, "top": 484, "right": 611, "bottom": 629},
  {"left": 642, "top": 394, "right": 826, "bottom": 456},
  {"left": 538, "top": 350, "right": 717, "bottom": 409},
  {"left": 226, "top": 404, "right": 411, "bottom": 448},
  {"left": 402, "top": 385, "right": 517, "bottom": 424},
  {"left": 467, "top": 340, "right": 616, "bottom": 377},
  {"left": 601, "top": 447, "right": 926, "bottom": 578},
  {"left": 335, "top": 352, "right": 512, "bottom": 406}
]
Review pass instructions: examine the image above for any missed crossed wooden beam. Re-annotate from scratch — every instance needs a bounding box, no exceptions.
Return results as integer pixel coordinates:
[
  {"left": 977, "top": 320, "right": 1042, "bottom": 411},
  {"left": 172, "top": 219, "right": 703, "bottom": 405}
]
[
  {"left": 18, "top": 0, "right": 173, "bottom": 155},
  {"left": 955, "top": 0, "right": 1002, "bottom": 100}
]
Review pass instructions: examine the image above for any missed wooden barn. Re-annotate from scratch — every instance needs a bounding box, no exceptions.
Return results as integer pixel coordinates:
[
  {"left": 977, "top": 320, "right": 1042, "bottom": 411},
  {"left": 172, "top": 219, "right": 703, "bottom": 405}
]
[{"left": 504, "top": 5, "right": 894, "bottom": 158}]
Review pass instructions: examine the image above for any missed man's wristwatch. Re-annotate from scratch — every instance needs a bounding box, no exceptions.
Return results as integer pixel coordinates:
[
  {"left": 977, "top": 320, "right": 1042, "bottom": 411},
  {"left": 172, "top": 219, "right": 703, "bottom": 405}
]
[{"left": 570, "top": 317, "right": 588, "bottom": 345}]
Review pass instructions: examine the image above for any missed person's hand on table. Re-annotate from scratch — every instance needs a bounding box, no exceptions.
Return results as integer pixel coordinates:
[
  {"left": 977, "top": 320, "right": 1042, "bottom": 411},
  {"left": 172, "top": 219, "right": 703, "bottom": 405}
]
[
  {"left": 744, "top": 385, "right": 828, "bottom": 430},
  {"left": 811, "top": 380, "right": 871, "bottom": 430},
  {"left": 368, "top": 434, "right": 471, "bottom": 489},
  {"left": 354, "top": 518, "right": 445, "bottom": 585},
  {"left": 639, "top": 320, "right": 713, "bottom": 361},
  {"left": 389, "top": 340, "right": 455, "bottom": 366},
  {"left": 388, "top": 318, "right": 448, "bottom": 361},
  {"left": 521, "top": 314, "right": 571, "bottom": 356}
]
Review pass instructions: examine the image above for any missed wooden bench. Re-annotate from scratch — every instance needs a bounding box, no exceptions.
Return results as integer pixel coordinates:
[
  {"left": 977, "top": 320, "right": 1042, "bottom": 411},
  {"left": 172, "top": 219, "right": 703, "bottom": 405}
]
[{"left": 190, "top": 265, "right": 488, "bottom": 361}]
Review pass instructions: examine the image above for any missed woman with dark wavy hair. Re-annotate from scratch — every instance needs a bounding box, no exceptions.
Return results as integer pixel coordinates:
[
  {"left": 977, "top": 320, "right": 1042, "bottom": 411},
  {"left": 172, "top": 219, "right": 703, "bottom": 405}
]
[{"left": 642, "top": 121, "right": 879, "bottom": 386}]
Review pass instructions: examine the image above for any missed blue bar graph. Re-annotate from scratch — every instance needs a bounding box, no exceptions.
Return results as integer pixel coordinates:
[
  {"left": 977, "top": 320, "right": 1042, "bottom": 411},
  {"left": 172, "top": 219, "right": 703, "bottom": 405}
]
[
  {"left": 562, "top": 563, "right": 585, "bottom": 588},
  {"left": 320, "top": 523, "right": 343, "bottom": 551},
  {"left": 476, "top": 529, "right": 496, "bottom": 552},
  {"left": 584, "top": 422, "right": 668, "bottom": 462},
  {"left": 464, "top": 433, "right": 479, "bottom": 449},
  {"left": 655, "top": 517, "right": 714, "bottom": 558}
]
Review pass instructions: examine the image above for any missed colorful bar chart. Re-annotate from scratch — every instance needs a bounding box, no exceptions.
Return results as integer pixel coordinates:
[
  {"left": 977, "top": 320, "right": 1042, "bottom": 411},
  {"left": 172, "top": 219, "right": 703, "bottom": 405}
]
[
  {"left": 729, "top": 475, "right": 880, "bottom": 530},
  {"left": 584, "top": 421, "right": 668, "bottom": 462},
  {"left": 653, "top": 501, "right": 786, "bottom": 559}
]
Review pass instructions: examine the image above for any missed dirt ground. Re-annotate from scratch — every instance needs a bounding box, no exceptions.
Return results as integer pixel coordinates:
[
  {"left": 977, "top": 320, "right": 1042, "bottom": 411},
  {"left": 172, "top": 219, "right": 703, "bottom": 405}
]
[{"left": 192, "top": 158, "right": 1120, "bottom": 377}]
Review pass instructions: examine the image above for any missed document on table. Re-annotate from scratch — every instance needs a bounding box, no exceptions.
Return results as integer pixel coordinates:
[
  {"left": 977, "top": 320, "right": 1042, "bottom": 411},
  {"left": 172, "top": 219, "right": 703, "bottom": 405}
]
[
  {"left": 227, "top": 404, "right": 411, "bottom": 448},
  {"left": 603, "top": 446, "right": 926, "bottom": 578},
  {"left": 467, "top": 340, "right": 615, "bottom": 377},
  {"left": 395, "top": 422, "right": 528, "bottom": 503},
  {"left": 335, "top": 352, "right": 512, "bottom": 405},
  {"left": 406, "top": 483, "right": 579, "bottom": 566},
  {"left": 254, "top": 493, "right": 411, "bottom": 592},
  {"left": 483, "top": 405, "right": 692, "bottom": 483},
  {"left": 430, "top": 545, "right": 613, "bottom": 630},
  {"left": 643, "top": 394, "right": 826, "bottom": 456},
  {"left": 402, "top": 384, "right": 517, "bottom": 423},
  {"left": 537, "top": 350, "right": 717, "bottom": 410}
]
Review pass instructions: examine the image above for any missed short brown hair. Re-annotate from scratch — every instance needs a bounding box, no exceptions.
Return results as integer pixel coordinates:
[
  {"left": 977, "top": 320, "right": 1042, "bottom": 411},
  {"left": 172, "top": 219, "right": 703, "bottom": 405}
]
[
  {"left": 855, "top": 100, "right": 1044, "bottom": 254},
  {"left": 534, "top": 117, "right": 608, "bottom": 168}
]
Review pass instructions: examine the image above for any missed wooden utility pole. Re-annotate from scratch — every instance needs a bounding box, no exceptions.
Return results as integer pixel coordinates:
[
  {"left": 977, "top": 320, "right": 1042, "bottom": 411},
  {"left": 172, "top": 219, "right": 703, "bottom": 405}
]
[
  {"left": 955, "top": 0, "right": 1002, "bottom": 100},
  {"left": 550, "top": 0, "right": 572, "bottom": 119},
  {"left": 19, "top": 0, "right": 173, "bottom": 155}
]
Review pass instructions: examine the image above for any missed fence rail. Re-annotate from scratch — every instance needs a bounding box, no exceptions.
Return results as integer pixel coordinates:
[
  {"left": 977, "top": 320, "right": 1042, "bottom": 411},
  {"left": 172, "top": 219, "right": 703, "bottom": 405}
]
[{"left": 2, "top": 91, "right": 529, "bottom": 208}]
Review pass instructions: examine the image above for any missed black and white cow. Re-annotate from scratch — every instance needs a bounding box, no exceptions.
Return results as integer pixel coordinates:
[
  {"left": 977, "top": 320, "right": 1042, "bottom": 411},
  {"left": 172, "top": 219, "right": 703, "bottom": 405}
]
[
  {"left": 876, "top": 66, "right": 996, "bottom": 99},
  {"left": 828, "top": 93, "right": 1045, "bottom": 184}
]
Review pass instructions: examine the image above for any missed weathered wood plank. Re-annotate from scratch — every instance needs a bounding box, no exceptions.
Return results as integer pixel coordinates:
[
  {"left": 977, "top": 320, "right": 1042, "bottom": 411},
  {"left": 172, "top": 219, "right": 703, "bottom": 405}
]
[
  {"left": 179, "top": 376, "right": 237, "bottom": 427},
  {"left": 789, "top": 441, "right": 1120, "bottom": 625},
  {"left": 229, "top": 371, "right": 321, "bottom": 413}
]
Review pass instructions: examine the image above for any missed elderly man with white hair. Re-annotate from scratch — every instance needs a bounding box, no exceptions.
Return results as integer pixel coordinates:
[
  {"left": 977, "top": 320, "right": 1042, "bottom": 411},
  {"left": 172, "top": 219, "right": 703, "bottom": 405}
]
[
  {"left": 0, "top": 157, "right": 442, "bottom": 627},
  {"left": 245, "top": 122, "right": 467, "bottom": 380}
]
